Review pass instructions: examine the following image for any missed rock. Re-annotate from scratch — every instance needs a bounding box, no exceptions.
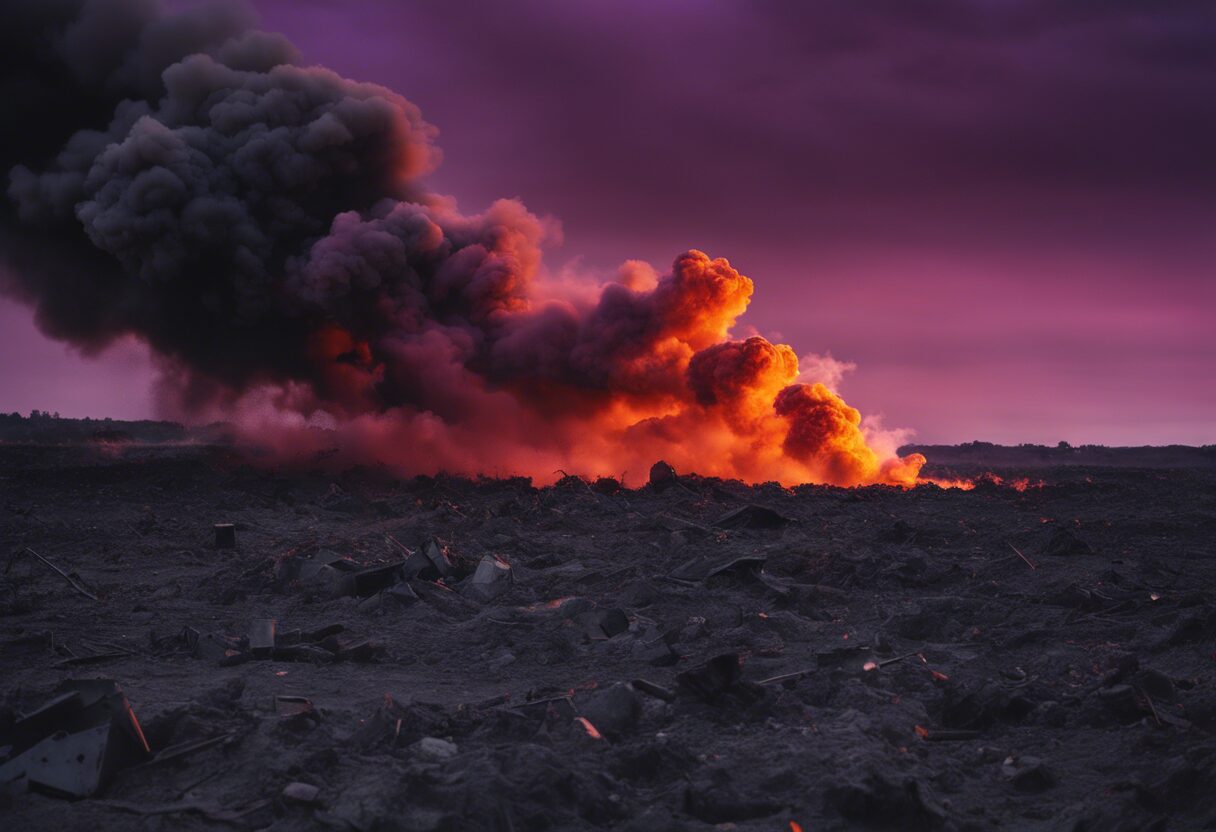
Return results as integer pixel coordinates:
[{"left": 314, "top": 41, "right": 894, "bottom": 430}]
[
  {"left": 1003, "top": 755, "right": 1056, "bottom": 793},
  {"left": 648, "top": 460, "right": 678, "bottom": 490},
  {"left": 711, "top": 504, "right": 791, "bottom": 530},
  {"left": 1164, "top": 609, "right": 1216, "bottom": 646},
  {"left": 464, "top": 555, "right": 513, "bottom": 601},
  {"left": 283, "top": 781, "right": 321, "bottom": 803},
  {"left": 413, "top": 737, "right": 458, "bottom": 761},
  {"left": 591, "top": 476, "right": 622, "bottom": 495},
  {"left": 676, "top": 653, "right": 762, "bottom": 705},
  {"left": 1098, "top": 684, "right": 1143, "bottom": 722},
  {"left": 404, "top": 538, "right": 457, "bottom": 581},
  {"left": 248, "top": 618, "right": 276, "bottom": 658},
  {"left": 578, "top": 683, "right": 642, "bottom": 738},
  {"left": 578, "top": 608, "right": 630, "bottom": 640},
  {"left": 1045, "top": 527, "right": 1092, "bottom": 556}
]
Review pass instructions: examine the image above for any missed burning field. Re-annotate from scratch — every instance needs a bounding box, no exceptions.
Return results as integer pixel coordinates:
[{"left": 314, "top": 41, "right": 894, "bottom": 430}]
[{"left": 2, "top": 428, "right": 1216, "bottom": 829}]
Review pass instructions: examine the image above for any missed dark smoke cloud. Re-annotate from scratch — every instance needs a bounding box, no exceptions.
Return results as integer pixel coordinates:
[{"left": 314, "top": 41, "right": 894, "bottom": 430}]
[
  {"left": 0, "top": 0, "right": 925, "bottom": 486},
  {"left": 3, "top": 0, "right": 434, "bottom": 383}
]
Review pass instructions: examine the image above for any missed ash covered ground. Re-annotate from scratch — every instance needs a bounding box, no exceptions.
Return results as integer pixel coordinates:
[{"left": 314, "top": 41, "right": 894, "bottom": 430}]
[{"left": 3, "top": 428, "right": 1216, "bottom": 831}]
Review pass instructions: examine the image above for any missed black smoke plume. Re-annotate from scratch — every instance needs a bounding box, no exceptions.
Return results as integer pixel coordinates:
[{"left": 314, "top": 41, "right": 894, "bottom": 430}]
[{"left": 1, "top": 0, "right": 925, "bottom": 486}]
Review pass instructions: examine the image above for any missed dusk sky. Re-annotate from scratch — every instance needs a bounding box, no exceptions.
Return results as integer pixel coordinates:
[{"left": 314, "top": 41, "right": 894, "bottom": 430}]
[{"left": 2, "top": 0, "right": 1213, "bottom": 446}]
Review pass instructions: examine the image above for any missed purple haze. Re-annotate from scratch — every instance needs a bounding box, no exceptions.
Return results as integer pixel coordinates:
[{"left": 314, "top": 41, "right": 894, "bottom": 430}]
[{"left": 1, "top": 0, "right": 1212, "bottom": 445}]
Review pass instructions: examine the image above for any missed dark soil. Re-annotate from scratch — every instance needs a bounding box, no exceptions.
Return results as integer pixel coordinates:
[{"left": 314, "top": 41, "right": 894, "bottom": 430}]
[{"left": 3, "top": 439, "right": 1216, "bottom": 831}]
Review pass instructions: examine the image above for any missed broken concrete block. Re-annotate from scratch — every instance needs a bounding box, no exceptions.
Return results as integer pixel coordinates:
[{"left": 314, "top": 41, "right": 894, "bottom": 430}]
[
  {"left": 578, "top": 608, "right": 630, "bottom": 640},
  {"left": 0, "top": 680, "right": 150, "bottom": 799},
  {"left": 384, "top": 583, "right": 421, "bottom": 607},
  {"left": 281, "top": 551, "right": 360, "bottom": 598},
  {"left": 351, "top": 561, "right": 405, "bottom": 598},
  {"left": 214, "top": 523, "right": 236, "bottom": 549},
  {"left": 465, "top": 555, "right": 513, "bottom": 601},
  {"left": 403, "top": 538, "right": 457, "bottom": 582},
  {"left": 249, "top": 619, "right": 276, "bottom": 658}
]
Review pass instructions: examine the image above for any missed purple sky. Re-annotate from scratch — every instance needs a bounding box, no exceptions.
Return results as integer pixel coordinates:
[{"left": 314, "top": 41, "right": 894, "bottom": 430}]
[{"left": 2, "top": 0, "right": 1213, "bottom": 444}]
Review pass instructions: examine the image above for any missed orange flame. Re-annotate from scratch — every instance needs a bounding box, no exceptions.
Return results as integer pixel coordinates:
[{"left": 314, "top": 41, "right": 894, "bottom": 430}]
[
  {"left": 575, "top": 717, "right": 603, "bottom": 740},
  {"left": 214, "top": 251, "right": 937, "bottom": 487}
]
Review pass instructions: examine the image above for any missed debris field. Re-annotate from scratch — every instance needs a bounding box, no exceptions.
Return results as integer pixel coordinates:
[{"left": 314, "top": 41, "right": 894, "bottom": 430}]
[{"left": 2, "top": 438, "right": 1216, "bottom": 830}]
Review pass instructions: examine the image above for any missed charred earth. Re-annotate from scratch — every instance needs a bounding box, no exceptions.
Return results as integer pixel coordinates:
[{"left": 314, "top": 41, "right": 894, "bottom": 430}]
[{"left": 2, "top": 423, "right": 1216, "bottom": 830}]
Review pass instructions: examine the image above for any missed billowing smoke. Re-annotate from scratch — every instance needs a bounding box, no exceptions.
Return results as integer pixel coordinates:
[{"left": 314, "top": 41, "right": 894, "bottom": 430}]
[{"left": 1, "top": 0, "right": 925, "bottom": 487}]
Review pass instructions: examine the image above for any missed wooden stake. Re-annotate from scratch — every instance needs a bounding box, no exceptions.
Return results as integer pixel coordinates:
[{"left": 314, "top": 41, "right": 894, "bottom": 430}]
[
  {"left": 22, "top": 547, "right": 99, "bottom": 601},
  {"left": 1007, "top": 542, "right": 1037, "bottom": 570}
]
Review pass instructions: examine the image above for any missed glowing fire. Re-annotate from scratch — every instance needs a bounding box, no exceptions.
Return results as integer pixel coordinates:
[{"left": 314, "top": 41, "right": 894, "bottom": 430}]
[
  {"left": 219, "top": 252, "right": 938, "bottom": 488},
  {"left": 915, "top": 473, "right": 1045, "bottom": 491},
  {"left": 575, "top": 716, "right": 603, "bottom": 740}
]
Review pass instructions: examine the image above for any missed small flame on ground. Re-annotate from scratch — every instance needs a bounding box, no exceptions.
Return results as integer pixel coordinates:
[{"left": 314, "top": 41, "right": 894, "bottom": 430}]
[
  {"left": 575, "top": 716, "right": 603, "bottom": 740},
  {"left": 913, "top": 473, "right": 1048, "bottom": 491}
]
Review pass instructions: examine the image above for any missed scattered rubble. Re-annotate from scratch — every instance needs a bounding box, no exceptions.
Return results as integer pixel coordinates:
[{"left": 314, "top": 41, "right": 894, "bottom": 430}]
[{"left": 3, "top": 439, "right": 1216, "bottom": 829}]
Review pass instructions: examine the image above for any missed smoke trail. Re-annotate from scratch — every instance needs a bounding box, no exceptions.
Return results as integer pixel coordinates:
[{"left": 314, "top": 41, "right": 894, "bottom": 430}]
[{"left": 1, "top": 0, "right": 925, "bottom": 486}]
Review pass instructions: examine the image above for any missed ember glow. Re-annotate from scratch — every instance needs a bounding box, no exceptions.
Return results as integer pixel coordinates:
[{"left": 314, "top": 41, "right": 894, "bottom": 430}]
[{"left": 0, "top": 0, "right": 931, "bottom": 486}]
